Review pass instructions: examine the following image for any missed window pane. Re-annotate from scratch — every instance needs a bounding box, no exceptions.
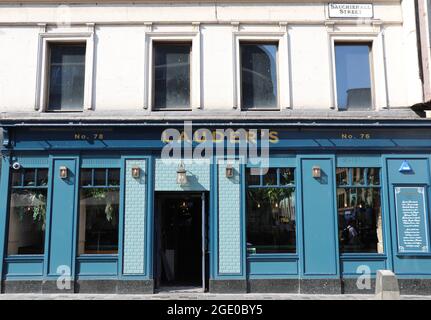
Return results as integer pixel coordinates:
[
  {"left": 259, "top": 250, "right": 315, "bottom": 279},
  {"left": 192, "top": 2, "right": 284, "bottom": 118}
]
[
  {"left": 94, "top": 169, "right": 106, "bottom": 186},
  {"left": 11, "top": 171, "right": 22, "bottom": 187},
  {"left": 367, "top": 168, "right": 380, "bottom": 185},
  {"left": 36, "top": 169, "right": 48, "bottom": 187},
  {"left": 7, "top": 188, "right": 47, "bottom": 254},
  {"left": 247, "top": 168, "right": 261, "bottom": 186},
  {"left": 335, "top": 44, "right": 372, "bottom": 110},
  {"left": 280, "top": 168, "right": 295, "bottom": 185},
  {"left": 352, "top": 168, "right": 365, "bottom": 185},
  {"left": 48, "top": 44, "right": 86, "bottom": 111},
  {"left": 154, "top": 43, "right": 191, "bottom": 109},
  {"left": 78, "top": 188, "right": 119, "bottom": 254},
  {"left": 336, "top": 168, "right": 349, "bottom": 186},
  {"left": 23, "top": 169, "right": 36, "bottom": 187},
  {"left": 80, "top": 169, "right": 92, "bottom": 187},
  {"left": 107, "top": 169, "right": 120, "bottom": 186},
  {"left": 337, "top": 187, "right": 383, "bottom": 253},
  {"left": 263, "top": 168, "right": 277, "bottom": 186},
  {"left": 247, "top": 188, "right": 296, "bottom": 254},
  {"left": 241, "top": 43, "right": 278, "bottom": 109}
]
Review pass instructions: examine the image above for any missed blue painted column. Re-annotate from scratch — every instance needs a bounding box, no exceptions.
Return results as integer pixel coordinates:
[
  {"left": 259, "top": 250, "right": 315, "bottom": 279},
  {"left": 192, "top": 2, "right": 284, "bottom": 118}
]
[
  {"left": 123, "top": 159, "right": 147, "bottom": 275},
  {"left": 301, "top": 158, "right": 339, "bottom": 278},
  {"left": 47, "top": 158, "right": 78, "bottom": 280}
]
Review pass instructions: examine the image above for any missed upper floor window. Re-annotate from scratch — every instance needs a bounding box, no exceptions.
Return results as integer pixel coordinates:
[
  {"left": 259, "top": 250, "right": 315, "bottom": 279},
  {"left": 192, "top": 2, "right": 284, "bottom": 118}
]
[
  {"left": 47, "top": 43, "right": 86, "bottom": 111},
  {"left": 78, "top": 168, "right": 120, "bottom": 255},
  {"left": 7, "top": 168, "right": 49, "bottom": 255},
  {"left": 153, "top": 42, "right": 191, "bottom": 110},
  {"left": 336, "top": 167, "right": 383, "bottom": 254},
  {"left": 241, "top": 42, "right": 278, "bottom": 110},
  {"left": 246, "top": 168, "right": 296, "bottom": 254},
  {"left": 335, "top": 43, "right": 372, "bottom": 110}
]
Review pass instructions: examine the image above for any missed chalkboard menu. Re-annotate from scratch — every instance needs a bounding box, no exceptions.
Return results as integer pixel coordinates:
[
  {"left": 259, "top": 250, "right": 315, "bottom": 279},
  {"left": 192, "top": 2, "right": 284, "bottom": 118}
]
[{"left": 395, "top": 187, "right": 429, "bottom": 253}]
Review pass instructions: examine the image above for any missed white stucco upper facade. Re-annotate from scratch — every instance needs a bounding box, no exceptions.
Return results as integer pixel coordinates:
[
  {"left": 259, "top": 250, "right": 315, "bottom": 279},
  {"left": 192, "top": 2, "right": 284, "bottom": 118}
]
[{"left": 0, "top": 0, "right": 424, "bottom": 117}]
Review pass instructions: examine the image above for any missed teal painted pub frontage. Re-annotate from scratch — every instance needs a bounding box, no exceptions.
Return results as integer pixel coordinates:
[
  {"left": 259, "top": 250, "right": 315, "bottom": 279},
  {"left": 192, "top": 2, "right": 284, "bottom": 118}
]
[{"left": 1, "top": 120, "right": 431, "bottom": 295}]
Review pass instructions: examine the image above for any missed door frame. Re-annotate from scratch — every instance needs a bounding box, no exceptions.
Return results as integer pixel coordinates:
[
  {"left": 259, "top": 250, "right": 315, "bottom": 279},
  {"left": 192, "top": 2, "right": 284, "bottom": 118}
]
[{"left": 153, "top": 191, "right": 209, "bottom": 291}]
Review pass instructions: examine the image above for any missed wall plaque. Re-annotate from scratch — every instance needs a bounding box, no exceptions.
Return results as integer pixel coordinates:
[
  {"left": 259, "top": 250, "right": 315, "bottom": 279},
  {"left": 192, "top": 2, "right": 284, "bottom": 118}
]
[{"left": 395, "top": 186, "right": 429, "bottom": 253}]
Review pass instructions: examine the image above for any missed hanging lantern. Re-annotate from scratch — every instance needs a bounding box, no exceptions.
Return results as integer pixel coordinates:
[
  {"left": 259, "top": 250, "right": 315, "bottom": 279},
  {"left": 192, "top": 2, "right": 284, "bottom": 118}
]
[{"left": 176, "top": 162, "right": 188, "bottom": 185}]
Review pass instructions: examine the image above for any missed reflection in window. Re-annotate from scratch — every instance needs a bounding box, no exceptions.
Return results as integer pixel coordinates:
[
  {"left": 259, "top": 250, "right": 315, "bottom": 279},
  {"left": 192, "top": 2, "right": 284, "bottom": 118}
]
[
  {"left": 79, "top": 168, "right": 119, "bottom": 254},
  {"left": 263, "top": 168, "right": 277, "bottom": 186},
  {"left": 336, "top": 168, "right": 349, "bottom": 186},
  {"left": 7, "top": 169, "right": 49, "bottom": 255},
  {"left": 154, "top": 43, "right": 191, "bottom": 109},
  {"left": 246, "top": 168, "right": 296, "bottom": 254},
  {"left": 337, "top": 168, "right": 383, "bottom": 253},
  {"left": 335, "top": 43, "right": 372, "bottom": 110},
  {"left": 47, "top": 43, "right": 86, "bottom": 111},
  {"left": 352, "top": 168, "right": 365, "bottom": 185},
  {"left": 241, "top": 43, "right": 278, "bottom": 109}
]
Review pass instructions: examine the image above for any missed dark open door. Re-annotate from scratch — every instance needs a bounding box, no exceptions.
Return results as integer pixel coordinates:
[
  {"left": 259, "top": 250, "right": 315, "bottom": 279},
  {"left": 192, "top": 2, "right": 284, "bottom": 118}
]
[{"left": 154, "top": 192, "right": 208, "bottom": 291}]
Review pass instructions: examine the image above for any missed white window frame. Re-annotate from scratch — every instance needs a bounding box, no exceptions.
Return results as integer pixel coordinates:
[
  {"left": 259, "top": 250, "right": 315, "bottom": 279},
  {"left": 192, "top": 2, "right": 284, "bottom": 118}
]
[
  {"left": 145, "top": 28, "right": 201, "bottom": 110},
  {"left": 35, "top": 27, "right": 95, "bottom": 112},
  {"left": 233, "top": 27, "right": 291, "bottom": 110},
  {"left": 329, "top": 30, "right": 388, "bottom": 110}
]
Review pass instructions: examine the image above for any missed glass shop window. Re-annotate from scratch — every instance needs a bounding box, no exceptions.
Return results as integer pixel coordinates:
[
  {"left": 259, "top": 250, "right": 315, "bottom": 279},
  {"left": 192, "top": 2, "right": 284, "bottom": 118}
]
[
  {"left": 7, "top": 168, "right": 49, "bottom": 255},
  {"left": 335, "top": 43, "right": 372, "bottom": 110},
  {"left": 47, "top": 43, "right": 86, "bottom": 111},
  {"left": 241, "top": 42, "right": 278, "bottom": 109},
  {"left": 336, "top": 167, "right": 384, "bottom": 254},
  {"left": 78, "top": 168, "right": 120, "bottom": 255},
  {"left": 246, "top": 168, "right": 296, "bottom": 254},
  {"left": 153, "top": 42, "right": 191, "bottom": 109}
]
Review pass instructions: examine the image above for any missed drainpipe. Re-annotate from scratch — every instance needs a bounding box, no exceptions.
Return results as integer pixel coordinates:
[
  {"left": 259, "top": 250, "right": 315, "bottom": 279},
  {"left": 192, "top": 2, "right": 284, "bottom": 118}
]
[
  {"left": 415, "top": 0, "right": 425, "bottom": 85},
  {"left": 416, "top": 0, "right": 431, "bottom": 101}
]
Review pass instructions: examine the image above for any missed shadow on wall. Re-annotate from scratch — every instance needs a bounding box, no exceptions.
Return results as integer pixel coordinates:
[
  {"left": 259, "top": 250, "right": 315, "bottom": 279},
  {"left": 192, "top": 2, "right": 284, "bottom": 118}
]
[
  {"left": 180, "top": 174, "right": 205, "bottom": 191},
  {"left": 411, "top": 101, "right": 431, "bottom": 118}
]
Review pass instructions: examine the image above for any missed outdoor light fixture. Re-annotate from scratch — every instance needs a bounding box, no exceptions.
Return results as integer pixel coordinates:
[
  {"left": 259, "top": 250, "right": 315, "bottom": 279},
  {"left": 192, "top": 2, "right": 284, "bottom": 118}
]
[
  {"left": 312, "top": 166, "right": 321, "bottom": 178},
  {"left": 59, "top": 166, "right": 68, "bottom": 179},
  {"left": 176, "top": 162, "right": 188, "bottom": 185},
  {"left": 225, "top": 164, "right": 234, "bottom": 178},
  {"left": 131, "top": 166, "right": 140, "bottom": 178}
]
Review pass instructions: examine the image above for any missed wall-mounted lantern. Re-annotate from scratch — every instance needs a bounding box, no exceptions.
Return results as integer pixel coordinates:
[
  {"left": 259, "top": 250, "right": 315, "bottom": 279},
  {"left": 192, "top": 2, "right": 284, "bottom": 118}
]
[
  {"left": 59, "top": 166, "right": 68, "bottom": 179},
  {"left": 131, "top": 166, "right": 140, "bottom": 178},
  {"left": 312, "top": 166, "right": 321, "bottom": 178},
  {"left": 176, "top": 162, "right": 188, "bottom": 185},
  {"left": 225, "top": 163, "right": 234, "bottom": 178}
]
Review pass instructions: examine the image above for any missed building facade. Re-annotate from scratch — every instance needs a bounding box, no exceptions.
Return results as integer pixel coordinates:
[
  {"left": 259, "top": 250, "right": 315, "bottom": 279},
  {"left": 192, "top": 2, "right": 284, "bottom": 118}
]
[{"left": 0, "top": 0, "right": 431, "bottom": 295}]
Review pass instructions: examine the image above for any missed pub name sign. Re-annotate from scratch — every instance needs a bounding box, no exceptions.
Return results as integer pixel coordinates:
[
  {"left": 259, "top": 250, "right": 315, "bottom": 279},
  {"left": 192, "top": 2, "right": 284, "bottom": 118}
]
[{"left": 328, "top": 3, "right": 373, "bottom": 18}]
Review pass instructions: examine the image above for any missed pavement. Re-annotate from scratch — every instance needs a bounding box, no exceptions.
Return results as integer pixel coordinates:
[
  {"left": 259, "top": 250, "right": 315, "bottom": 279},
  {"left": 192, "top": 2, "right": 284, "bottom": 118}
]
[{"left": 0, "top": 292, "right": 430, "bottom": 300}]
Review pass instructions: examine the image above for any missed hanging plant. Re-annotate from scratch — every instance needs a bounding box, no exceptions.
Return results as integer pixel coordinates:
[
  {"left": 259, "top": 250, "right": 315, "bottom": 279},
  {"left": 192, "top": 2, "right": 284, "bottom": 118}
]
[
  {"left": 265, "top": 188, "right": 293, "bottom": 207},
  {"left": 82, "top": 188, "right": 116, "bottom": 223},
  {"left": 16, "top": 190, "right": 47, "bottom": 231}
]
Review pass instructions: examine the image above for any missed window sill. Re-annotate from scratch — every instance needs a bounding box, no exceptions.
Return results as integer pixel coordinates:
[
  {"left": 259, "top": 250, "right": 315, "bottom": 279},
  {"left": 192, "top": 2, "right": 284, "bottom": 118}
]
[
  {"left": 77, "top": 254, "right": 118, "bottom": 259},
  {"left": 247, "top": 253, "right": 298, "bottom": 259},
  {"left": 76, "top": 254, "right": 118, "bottom": 262},
  {"left": 337, "top": 108, "right": 374, "bottom": 112},
  {"left": 340, "top": 253, "right": 387, "bottom": 260},
  {"left": 241, "top": 108, "right": 280, "bottom": 112},
  {"left": 44, "top": 109, "right": 85, "bottom": 113},
  {"left": 152, "top": 108, "right": 192, "bottom": 112},
  {"left": 5, "top": 255, "right": 44, "bottom": 261}
]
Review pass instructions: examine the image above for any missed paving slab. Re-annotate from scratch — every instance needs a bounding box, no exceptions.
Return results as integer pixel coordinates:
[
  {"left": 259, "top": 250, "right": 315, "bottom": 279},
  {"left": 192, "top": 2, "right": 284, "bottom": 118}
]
[{"left": 0, "top": 293, "right": 429, "bottom": 300}]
